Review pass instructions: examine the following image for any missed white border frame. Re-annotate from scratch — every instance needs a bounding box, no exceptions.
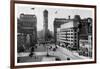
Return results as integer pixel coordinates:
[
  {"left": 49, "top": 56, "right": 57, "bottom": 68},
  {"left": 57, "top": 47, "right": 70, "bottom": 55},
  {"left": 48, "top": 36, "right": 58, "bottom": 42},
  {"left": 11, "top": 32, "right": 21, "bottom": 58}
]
[{"left": 14, "top": 3, "right": 95, "bottom": 66}]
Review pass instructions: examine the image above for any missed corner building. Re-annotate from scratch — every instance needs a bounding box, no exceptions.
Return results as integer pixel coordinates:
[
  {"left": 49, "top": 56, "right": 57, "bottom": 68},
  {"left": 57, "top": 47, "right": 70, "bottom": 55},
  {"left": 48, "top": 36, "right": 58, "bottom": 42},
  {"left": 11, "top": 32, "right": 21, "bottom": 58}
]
[
  {"left": 56, "top": 16, "right": 80, "bottom": 50},
  {"left": 17, "top": 13, "right": 37, "bottom": 50}
]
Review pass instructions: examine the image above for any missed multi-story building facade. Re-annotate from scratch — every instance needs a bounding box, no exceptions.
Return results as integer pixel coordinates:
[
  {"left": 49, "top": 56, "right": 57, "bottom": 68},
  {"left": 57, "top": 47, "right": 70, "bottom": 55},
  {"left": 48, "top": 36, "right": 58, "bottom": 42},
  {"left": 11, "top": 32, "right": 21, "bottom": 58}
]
[
  {"left": 54, "top": 18, "right": 70, "bottom": 43},
  {"left": 55, "top": 16, "right": 80, "bottom": 50},
  {"left": 79, "top": 18, "right": 92, "bottom": 47},
  {"left": 17, "top": 13, "right": 37, "bottom": 51},
  {"left": 79, "top": 18, "right": 92, "bottom": 57},
  {"left": 54, "top": 15, "right": 92, "bottom": 51}
]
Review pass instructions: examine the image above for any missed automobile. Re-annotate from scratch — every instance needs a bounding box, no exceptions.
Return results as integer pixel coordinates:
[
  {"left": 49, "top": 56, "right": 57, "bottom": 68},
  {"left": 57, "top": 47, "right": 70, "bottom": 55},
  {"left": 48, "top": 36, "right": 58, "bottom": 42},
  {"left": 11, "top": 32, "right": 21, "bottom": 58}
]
[
  {"left": 67, "top": 57, "right": 70, "bottom": 60},
  {"left": 55, "top": 57, "right": 61, "bottom": 61},
  {"left": 67, "top": 45, "right": 72, "bottom": 50}
]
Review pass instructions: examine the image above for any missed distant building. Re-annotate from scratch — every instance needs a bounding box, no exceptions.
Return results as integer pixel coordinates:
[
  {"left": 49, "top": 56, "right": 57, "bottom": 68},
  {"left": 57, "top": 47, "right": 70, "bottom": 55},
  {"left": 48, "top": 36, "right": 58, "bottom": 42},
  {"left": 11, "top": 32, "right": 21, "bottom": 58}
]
[
  {"left": 79, "top": 18, "right": 92, "bottom": 40},
  {"left": 43, "top": 10, "right": 49, "bottom": 41},
  {"left": 79, "top": 18, "right": 92, "bottom": 47},
  {"left": 17, "top": 13, "right": 37, "bottom": 50},
  {"left": 79, "top": 18, "right": 92, "bottom": 57}
]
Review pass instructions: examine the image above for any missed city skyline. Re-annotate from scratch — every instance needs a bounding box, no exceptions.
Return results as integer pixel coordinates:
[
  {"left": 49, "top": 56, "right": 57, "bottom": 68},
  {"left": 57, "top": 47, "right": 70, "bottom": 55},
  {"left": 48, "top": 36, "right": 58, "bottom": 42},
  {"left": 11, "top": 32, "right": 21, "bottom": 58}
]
[{"left": 15, "top": 4, "right": 94, "bottom": 31}]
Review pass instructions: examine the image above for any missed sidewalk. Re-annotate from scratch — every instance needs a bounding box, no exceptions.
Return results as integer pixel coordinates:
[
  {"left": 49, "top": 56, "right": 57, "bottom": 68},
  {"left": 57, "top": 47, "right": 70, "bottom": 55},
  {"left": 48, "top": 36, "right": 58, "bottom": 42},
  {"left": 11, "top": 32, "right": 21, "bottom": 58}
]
[
  {"left": 56, "top": 45, "right": 90, "bottom": 59},
  {"left": 42, "top": 57, "right": 56, "bottom": 61},
  {"left": 18, "top": 52, "right": 47, "bottom": 57}
]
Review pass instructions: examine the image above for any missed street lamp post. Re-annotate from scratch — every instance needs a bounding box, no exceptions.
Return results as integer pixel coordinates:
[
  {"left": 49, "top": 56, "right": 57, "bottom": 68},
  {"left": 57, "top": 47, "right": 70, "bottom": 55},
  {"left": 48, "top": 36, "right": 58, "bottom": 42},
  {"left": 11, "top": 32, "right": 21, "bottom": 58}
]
[{"left": 46, "top": 42, "right": 50, "bottom": 57}]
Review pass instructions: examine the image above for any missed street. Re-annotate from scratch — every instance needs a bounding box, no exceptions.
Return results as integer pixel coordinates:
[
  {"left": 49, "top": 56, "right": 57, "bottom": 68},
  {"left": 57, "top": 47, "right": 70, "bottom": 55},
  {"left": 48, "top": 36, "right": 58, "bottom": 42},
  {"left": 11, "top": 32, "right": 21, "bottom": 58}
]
[{"left": 18, "top": 44, "right": 89, "bottom": 63}]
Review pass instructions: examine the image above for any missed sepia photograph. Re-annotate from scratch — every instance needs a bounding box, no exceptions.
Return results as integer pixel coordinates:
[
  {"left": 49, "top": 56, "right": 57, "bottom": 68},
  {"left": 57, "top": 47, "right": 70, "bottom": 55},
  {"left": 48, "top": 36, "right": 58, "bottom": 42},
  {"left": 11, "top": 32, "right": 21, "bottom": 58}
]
[{"left": 10, "top": 1, "right": 96, "bottom": 68}]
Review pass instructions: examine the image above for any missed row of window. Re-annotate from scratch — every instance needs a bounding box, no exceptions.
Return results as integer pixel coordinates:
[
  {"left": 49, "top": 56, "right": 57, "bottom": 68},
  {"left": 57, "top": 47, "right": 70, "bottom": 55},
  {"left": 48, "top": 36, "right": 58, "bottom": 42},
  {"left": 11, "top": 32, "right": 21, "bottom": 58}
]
[
  {"left": 57, "top": 35, "right": 78, "bottom": 40},
  {"left": 67, "top": 36, "right": 77, "bottom": 38},
  {"left": 58, "top": 38, "right": 77, "bottom": 42},
  {"left": 21, "top": 22, "right": 36, "bottom": 27},
  {"left": 69, "top": 43, "right": 77, "bottom": 46},
  {"left": 60, "top": 28, "right": 77, "bottom": 32},
  {"left": 66, "top": 33, "right": 77, "bottom": 35},
  {"left": 67, "top": 39, "right": 77, "bottom": 42},
  {"left": 20, "top": 15, "right": 36, "bottom": 19}
]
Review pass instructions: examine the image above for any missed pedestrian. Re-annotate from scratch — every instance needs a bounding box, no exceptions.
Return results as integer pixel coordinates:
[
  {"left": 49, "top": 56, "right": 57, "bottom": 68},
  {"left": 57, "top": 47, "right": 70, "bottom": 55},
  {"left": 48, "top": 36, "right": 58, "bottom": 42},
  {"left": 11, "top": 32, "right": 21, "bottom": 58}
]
[
  {"left": 29, "top": 46, "right": 34, "bottom": 57},
  {"left": 29, "top": 52, "right": 33, "bottom": 57}
]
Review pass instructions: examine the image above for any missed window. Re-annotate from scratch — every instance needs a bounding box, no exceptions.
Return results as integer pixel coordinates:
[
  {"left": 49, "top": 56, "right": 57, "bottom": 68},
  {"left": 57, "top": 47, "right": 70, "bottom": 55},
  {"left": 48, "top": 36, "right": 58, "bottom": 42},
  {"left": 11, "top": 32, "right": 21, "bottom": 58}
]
[
  {"left": 74, "top": 40, "right": 77, "bottom": 42},
  {"left": 74, "top": 33, "right": 77, "bottom": 35},
  {"left": 75, "top": 43, "right": 77, "bottom": 45},
  {"left": 71, "top": 33, "right": 73, "bottom": 35},
  {"left": 74, "top": 29, "right": 77, "bottom": 32},
  {"left": 71, "top": 40, "right": 73, "bottom": 42}
]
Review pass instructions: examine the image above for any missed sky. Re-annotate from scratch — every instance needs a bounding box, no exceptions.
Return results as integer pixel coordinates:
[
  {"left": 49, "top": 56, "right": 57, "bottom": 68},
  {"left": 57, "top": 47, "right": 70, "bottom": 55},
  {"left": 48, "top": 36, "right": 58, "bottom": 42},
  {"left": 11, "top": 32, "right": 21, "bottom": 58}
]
[{"left": 15, "top": 4, "right": 94, "bottom": 31}]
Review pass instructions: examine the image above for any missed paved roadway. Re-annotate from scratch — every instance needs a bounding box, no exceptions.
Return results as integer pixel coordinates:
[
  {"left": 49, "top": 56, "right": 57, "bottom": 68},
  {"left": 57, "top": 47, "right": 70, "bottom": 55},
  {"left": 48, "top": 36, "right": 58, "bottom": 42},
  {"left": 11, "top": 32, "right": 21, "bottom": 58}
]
[
  {"left": 18, "top": 44, "right": 89, "bottom": 63},
  {"left": 47, "top": 44, "right": 89, "bottom": 60}
]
